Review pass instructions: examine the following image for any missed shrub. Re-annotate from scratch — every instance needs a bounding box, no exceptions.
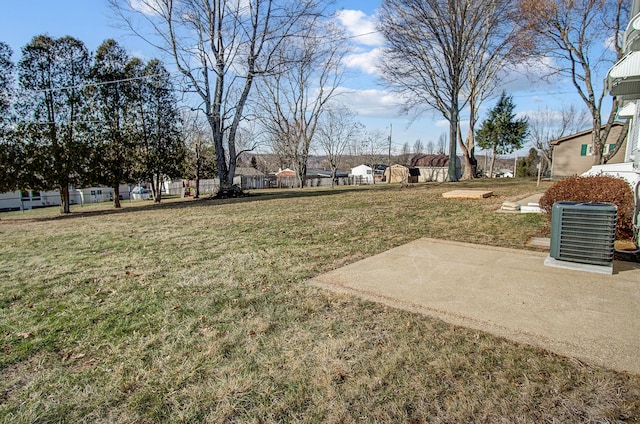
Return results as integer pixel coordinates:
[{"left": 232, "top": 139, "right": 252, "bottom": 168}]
[{"left": 539, "top": 175, "right": 634, "bottom": 240}]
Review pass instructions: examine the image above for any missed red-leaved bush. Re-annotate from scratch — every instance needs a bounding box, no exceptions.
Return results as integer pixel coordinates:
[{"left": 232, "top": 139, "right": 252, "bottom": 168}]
[{"left": 539, "top": 175, "right": 634, "bottom": 240}]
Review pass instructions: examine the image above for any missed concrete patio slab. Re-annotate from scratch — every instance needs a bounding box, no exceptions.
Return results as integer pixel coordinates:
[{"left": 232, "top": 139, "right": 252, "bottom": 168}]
[{"left": 309, "top": 238, "right": 640, "bottom": 374}]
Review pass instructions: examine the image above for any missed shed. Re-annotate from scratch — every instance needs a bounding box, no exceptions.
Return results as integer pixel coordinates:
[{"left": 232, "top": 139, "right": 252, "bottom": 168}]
[
  {"left": 384, "top": 164, "right": 411, "bottom": 183},
  {"left": 350, "top": 164, "right": 373, "bottom": 185}
]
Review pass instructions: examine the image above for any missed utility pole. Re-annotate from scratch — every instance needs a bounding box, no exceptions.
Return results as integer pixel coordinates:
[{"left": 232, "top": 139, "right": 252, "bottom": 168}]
[{"left": 388, "top": 123, "right": 392, "bottom": 184}]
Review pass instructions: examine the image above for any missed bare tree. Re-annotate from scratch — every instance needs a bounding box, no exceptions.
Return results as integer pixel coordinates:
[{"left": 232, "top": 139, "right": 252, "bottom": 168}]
[
  {"left": 316, "top": 106, "right": 362, "bottom": 187},
  {"left": 518, "top": 0, "right": 629, "bottom": 165},
  {"left": 181, "top": 109, "right": 213, "bottom": 198},
  {"left": 379, "top": 0, "right": 524, "bottom": 181},
  {"left": 412, "top": 139, "right": 424, "bottom": 156},
  {"left": 110, "top": 0, "right": 321, "bottom": 195},
  {"left": 437, "top": 132, "right": 447, "bottom": 155},
  {"left": 425, "top": 140, "right": 435, "bottom": 155},
  {"left": 528, "top": 105, "right": 590, "bottom": 175},
  {"left": 347, "top": 134, "right": 366, "bottom": 158},
  {"left": 457, "top": 3, "right": 529, "bottom": 180},
  {"left": 234, "top": 122, "right": 262, "bottom": 167},
  {"left": 258, "top": 17, "right": 347, "bottom": 188},
  {"left": 363, "top": 129, "right": 389, "bottom": 183},
  {"left": 399, "top": 141, "right": 411, "bottom": 165}
]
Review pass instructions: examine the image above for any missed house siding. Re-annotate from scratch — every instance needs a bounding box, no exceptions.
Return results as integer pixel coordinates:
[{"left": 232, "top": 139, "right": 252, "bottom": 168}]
[{"left": 551, "top": 125, "right": 627, "bottom": 179}]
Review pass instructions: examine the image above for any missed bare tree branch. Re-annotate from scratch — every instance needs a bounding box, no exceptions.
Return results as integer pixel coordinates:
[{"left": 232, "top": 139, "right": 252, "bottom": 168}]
[
  {"left": 109, "top": 0, "right": 323, "bottom": 192},
  {"left": 258, "top": 16, "right": 347, "bottom": 188},
  {"left": 518, "top": 0, "right": 629, "bottom": 165},
  {"left": 379, "top": 0, "right": 526, "bottom": 181}
]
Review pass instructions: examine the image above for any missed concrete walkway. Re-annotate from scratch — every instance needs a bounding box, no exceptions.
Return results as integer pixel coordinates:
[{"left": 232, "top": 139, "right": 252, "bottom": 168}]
[{"left": 309, "top": 238, "right": 640, "bottom": 374}]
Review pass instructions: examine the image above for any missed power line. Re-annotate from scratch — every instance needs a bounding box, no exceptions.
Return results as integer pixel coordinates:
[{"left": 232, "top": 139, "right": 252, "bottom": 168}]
[{"left": 28, "top": 73, "right": 163, "bottom": 94}]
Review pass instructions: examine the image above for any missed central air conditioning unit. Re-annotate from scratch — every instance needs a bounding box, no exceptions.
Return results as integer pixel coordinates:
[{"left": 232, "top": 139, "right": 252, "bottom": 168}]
[{"left": 544, "top": 201, "right": 617, "bottom": 274}]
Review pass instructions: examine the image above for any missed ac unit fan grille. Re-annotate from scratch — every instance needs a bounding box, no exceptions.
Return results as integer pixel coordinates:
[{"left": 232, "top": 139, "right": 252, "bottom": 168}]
[{"left": 550, "top": 202, "right": 617, "bottom": 267}]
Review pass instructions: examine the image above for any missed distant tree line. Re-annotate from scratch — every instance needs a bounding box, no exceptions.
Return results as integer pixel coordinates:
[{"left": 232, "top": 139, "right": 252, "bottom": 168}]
[{"left": 0, "top": 37, "right": 186, "bottom": 213}]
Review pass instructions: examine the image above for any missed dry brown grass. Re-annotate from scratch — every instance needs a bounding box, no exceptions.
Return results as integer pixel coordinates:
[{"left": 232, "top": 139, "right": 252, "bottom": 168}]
[{"left": 1, "top": 180, "right": 639, "bottom": 423}]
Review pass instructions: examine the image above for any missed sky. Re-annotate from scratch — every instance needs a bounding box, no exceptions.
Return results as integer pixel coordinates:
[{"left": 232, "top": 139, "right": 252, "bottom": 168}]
[{"left": 0, "top": 0, "right": 613, "bottom": 158}]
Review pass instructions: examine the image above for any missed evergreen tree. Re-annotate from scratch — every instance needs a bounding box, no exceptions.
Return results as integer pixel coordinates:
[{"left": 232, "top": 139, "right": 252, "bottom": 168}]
[
  {"left": 88, "top": 39, "right": 139, "bottom": 208},
  {"left": 516, "top": 148, "right": 539, "bottom": 178},
  {"left": 476, "top": 92, "right": 528, "bottom": 178},
  {"left": 134, "top": 59, "right": 185, "bottom": 203},
  {"left": 0, "top": 41, "right": 20, "bottom": 193},
  {"left": 0, "top": 42, "right": 12, "bottom": 118},
  {"left": 16, "top": 35, "right": 92, "bottom": 213}
]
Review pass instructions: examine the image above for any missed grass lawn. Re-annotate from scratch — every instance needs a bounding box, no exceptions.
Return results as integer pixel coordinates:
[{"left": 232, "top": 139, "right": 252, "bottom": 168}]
[{"left": 1, "top": 179, "right": 639, "bottom": 423}]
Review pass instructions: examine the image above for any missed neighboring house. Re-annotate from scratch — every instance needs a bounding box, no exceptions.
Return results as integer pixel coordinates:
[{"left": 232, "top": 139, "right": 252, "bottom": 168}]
[
  {"left": 550, "top": 122, "right": 627, "bottom": 179},
  {"left": 410, "top": 154, "right": 462, "bottom": 182},
  {"left": 306, "top": 168, "right": 348, "bottom": 178},
  {"left": 275, "top": 168, "right": 296, "bottom": 188},
  {"left": 0, "top": 186, "right": 121, "bottom": 212},
  {"left": 0, "top": 189, "right": 62, "bottom": 212},
  {"left": 233, "top": 167, "right": 270, "bottom": 190},
  {"left": 72, "top": 187, "right": 114, "bottom": 204},
  {"left": 305, "top": 168, "right": 349, "bottom": 187},
  {"left": 235, "top": 167, "right": 265, "bottom": 177},
  {"left": 273, "top": 167, "right": 349, "bottom": 188},
  {"left": 350, "top": 164, "right": 374, "bottom": 185},
  {"left": 178, "top": 179, "right": 220, "bottom": 196}
]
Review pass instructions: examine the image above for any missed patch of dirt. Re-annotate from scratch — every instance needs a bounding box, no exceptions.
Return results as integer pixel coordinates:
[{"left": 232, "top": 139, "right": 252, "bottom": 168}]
[{"left": 1, "top": 353, "right": 49, "bottom": 403}]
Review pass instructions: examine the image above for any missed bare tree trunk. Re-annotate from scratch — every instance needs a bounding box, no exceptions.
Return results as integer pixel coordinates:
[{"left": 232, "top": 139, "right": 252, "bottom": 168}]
[
  {"left": 447, "top": 104, "right": 459, "bottom": 182},
  {"left": 59, "top": 185, "right": 71, "bottom": 214},
  {"left": 458, "top": 125, "right": 477, "bottom": 180},
  {"left": 604, "top": 118, "right": 630, "bottom": 163},
  {"left": 113, "top": 184, "right": 121, "bottom": 208},
  {"left": 153, "top": 173, "right": 162, "bottom": 203},
  {"left": 489, "top": 149, "right": 497, "bottom": 178},
  {"left": 592, "top": 113, "right": 604, "bottom": 165}
]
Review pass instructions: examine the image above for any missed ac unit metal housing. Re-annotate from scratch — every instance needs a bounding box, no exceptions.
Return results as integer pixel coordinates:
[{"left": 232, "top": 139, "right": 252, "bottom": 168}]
[{"left": 549, "top": 201, "right": 617, "bottom": 267}]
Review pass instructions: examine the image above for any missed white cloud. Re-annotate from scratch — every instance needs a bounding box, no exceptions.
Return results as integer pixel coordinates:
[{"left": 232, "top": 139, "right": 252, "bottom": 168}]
[
  {"left": 343, "top": 47, "right": 384, "bottom": 75},
  {"left": 603, "top": 33, "right": 619, "bottom": 53},
  {"left": 333, "top": 87, "right": 403, "bottom": 118},
  {"left": 129, "top": 50, "right": 150, "bottom": 61},
  {"left": 129, "top": 0, "right": 162, "bottom": 16},
  {"left": 497, "top": 56, "right": 559, "bottom": 92},
  {"left": 335, "top": 9, "right": 384, "bottom": 47}
]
